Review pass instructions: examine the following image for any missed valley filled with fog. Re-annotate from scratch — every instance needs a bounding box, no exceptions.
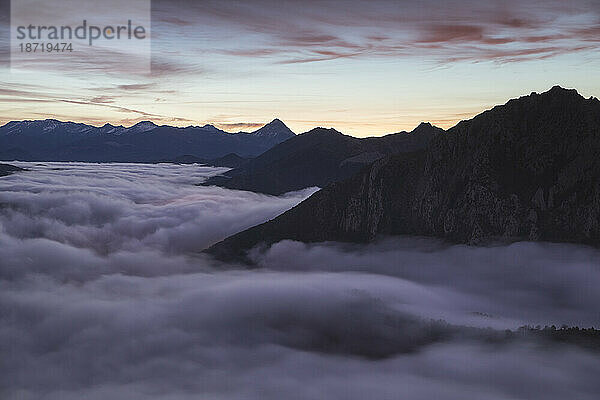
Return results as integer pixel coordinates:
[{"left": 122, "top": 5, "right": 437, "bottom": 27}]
[{"left": 1, "top": 163, "right": 599, "bottom": 400}]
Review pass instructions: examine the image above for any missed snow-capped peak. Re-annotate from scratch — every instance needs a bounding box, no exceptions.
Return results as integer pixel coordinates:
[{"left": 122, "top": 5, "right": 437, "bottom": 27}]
[
  {"left": 128, "top": 121, "right": 158, "bottom": 134},
  {"left": 251, "top": 118, "right": 295, "bottom": 141}
]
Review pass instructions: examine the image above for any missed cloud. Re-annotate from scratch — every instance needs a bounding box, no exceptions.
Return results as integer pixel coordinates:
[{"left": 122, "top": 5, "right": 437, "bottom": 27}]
[
  {"left": 1, "top": 162, "right": 600, "bottom": 399},
  {"left": 59, "top": 99, "right": 161, "bottom": 118},
  {"left": 0, "top": 83, "right": 59, "bottom": 101},
  {"left": 417, "top": 24, "right": 487, "bottom": 44},
  {"left": 116, "top": 83, "right": 156, "bottom": 91},
  {"left": 275, "top": 51, "right": 360, "bottom": 65},
  {"left": 58, "top": 99, "right": 197, "bottom": 125},
  {"left": 3, "top": 267, "right": 599, "bottom": 399},
  {"left": 215, "top": 122, "right": 265, "bottom": 130},
  {"left": 257, "top": 238, "right": 600, "bottom": 328},
  {"left": 0, "top": 163, "right": 315, "bottom": 261},
  {"left": 88, "top": 95, "right": 116, "bottom": 104},
  {"left": 151, "top": 0, "right": 600, "bottom": 65},
  {"left": 149, "top": 57, "right": 206, "bottom": 77}
]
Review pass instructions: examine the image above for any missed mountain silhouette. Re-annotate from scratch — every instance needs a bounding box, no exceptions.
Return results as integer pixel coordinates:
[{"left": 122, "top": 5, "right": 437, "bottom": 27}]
[
  {"left": 207, "top": 86, "right": 600, "bottom": 262},
  {"left": 202, "top": 122, "right": 442, "bottom": 195},
  {"left": 0, "top": 119, "right": 295, "bottom": 162},
  {"left": 0, "top": 163, "right": 24, "bottom": 177}
]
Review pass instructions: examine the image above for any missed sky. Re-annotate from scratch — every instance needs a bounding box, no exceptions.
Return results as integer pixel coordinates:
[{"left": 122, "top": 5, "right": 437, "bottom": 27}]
[{"left": 0, "top": 0, "right": 599, "bottom": 136}]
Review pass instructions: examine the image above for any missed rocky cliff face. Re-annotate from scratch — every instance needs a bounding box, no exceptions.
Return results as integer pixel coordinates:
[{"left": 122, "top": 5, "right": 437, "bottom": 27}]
[
  {"left": 409, "top": 86, "right": 600, "bottom": 245},
  {"left": 206, "top": 87, "right": 600, "bottom": 261}
]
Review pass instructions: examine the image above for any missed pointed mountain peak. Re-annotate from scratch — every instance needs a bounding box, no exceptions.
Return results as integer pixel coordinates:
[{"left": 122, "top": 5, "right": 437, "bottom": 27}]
[
  {"left": 252, "top": 119, "right": 295, "bottom": 141},
  {"left": 99, "top": 123, "right": 128, "bottom": 135},
  {"left": 128, "top": 121, "right": 158, "bottom": 133},
  {"left": 256, "top": 118, "right": 290, "bottom": 130},
  {"left": 526, "top": 86, "right": 582, "bottom": 100},
  {"left": 201, "top": 124, "right": 219, "bottom": 131},
  {"left": 415, "top": 122, "right": 433, "bottom": 129},
  {"left": 267, "top": 118, "right": 285, "bottom": 126},
  {"left": 132, "top": 120, "right": 157, "bottom": 127},
  {"left": 410, "top": 122, "right": 443, "bottom": 136},
  {"left": 547, "top": 85, "right": 578, "bottom": 94}
]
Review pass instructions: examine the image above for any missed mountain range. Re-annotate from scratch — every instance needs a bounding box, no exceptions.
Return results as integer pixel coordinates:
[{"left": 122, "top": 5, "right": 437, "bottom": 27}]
[
  {"left": 0, "top": 118, "right": 295, "bottom": 162},
  {"left": 207, "top": 86, "right": 600, "bottom": 262},
  {"left": 202, "top": 122, "right": 442, "bottom": 195}
]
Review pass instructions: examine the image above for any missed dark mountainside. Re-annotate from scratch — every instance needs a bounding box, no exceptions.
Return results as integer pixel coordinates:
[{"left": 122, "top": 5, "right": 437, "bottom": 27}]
[
  {"left": 0, "top": 119, "right": 294, "bottom": 162},
  {"left": 208, "top": 153, "right": 248, "bottom": 168},
  {"left": 0, "top": 163, "right": 25, "bottom": 177},
  {"left": 207, "top": 86, "right": 600, "bottom": 262},
  {"left": 202, "top": 122, "right": 443, "bottom": 195}
]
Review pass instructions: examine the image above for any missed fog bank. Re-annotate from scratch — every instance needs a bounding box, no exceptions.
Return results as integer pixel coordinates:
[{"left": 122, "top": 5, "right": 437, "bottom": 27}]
[{"left": 1, "top": 163, "right": 598, "bottom": 399}]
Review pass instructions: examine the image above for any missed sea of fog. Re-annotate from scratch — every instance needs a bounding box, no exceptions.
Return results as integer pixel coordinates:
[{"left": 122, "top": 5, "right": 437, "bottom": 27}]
[{"left": 1, "top": 162, "right": 599, "bottom": 400}]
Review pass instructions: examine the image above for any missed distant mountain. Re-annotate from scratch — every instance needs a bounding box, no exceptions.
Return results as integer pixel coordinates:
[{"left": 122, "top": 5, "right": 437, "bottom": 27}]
[
  {"left": 0, "top": 118, "right": 295, "bottom": 162},
  {"left": 250, "top": 118, "right": 295, "bottom": 141},
  {"left": 0, "top": 163, "right": 25, "bottom": 177},
  {"left": 207, "top": 86, "right": 600, "bottom": 262},
  {"left": 126, "top": 121, "right": 159, "bottom": 134},
  {"left": 202, "top": 122, "right": 442, "bottom": 195},
  {"left": 208, "top": 153, "right": 249, "bottom": 168}
]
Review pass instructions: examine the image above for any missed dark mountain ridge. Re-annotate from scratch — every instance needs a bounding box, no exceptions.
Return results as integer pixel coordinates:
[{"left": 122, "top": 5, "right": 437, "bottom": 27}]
[
  {"left": 207, "top": 86, "right": 600, "bottom": 261},
  {"left": 202, "top": 122, "right": 443, "bottom": 195},
  {"left": 0, "top": 163, "right": 25, "bottom": 177},
  {"left": 0, "top": 118, "right": 295, "bottom": 162}
]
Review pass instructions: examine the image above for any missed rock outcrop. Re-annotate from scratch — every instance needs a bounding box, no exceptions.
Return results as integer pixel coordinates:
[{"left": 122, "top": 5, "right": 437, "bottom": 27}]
[{"left": 207, "top": 86, "right": 600, "bottom": 261}]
